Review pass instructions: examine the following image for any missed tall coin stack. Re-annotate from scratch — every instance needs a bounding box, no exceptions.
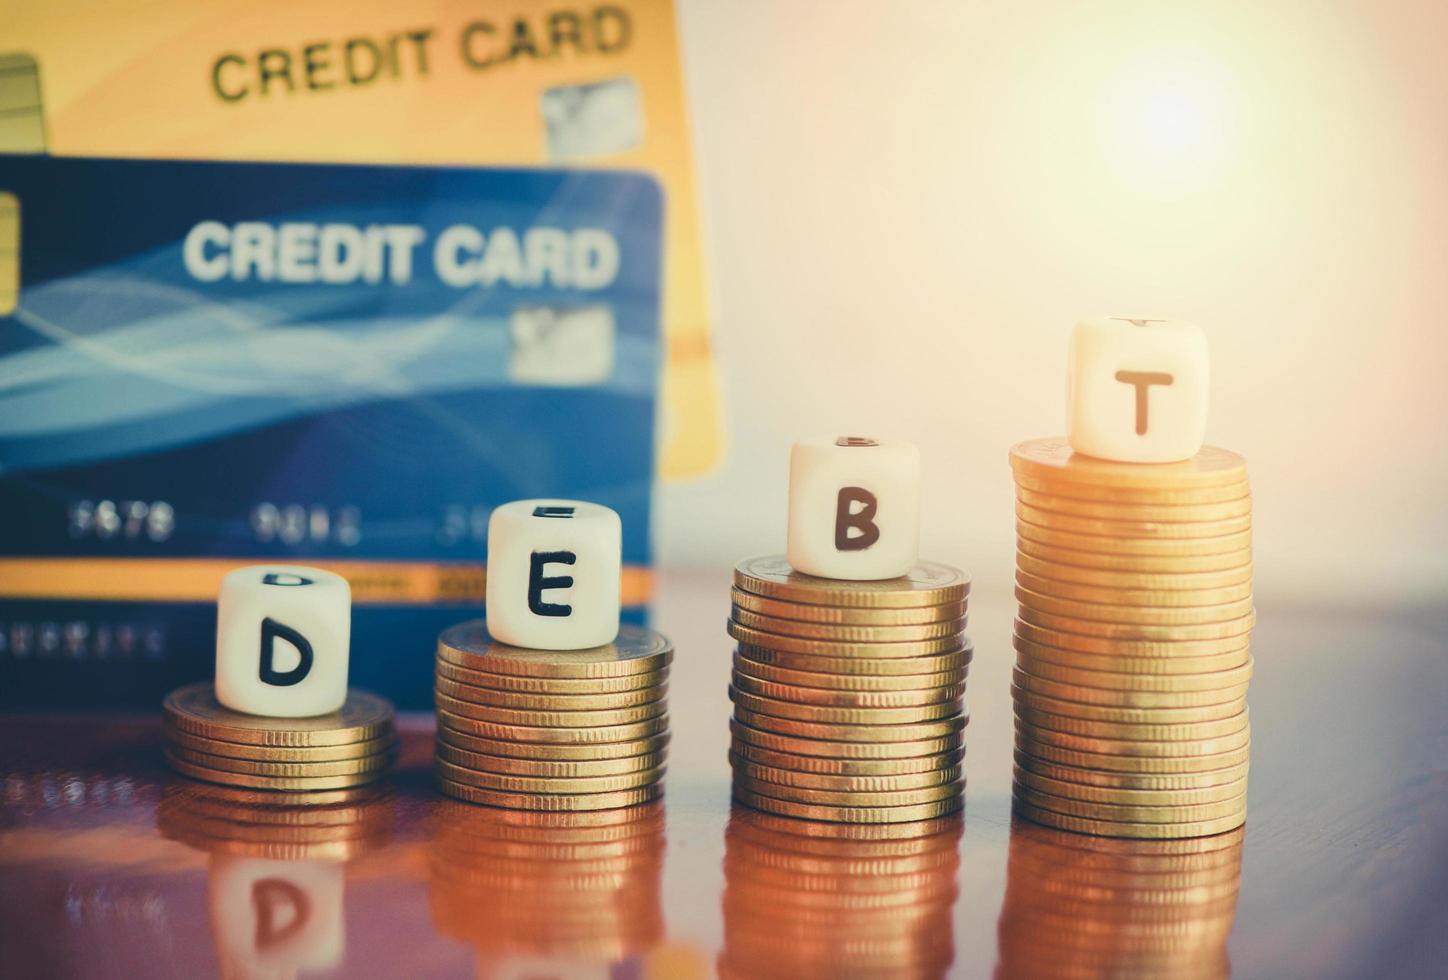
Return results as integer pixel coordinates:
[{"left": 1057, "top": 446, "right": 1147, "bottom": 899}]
[
  {"left": 1009, "top": 437, "right": 1253, "bottom": 838},
  {"left": 163, "top": 682, "right": 399, "bottom": 793},
  {"left": 728, "top": 555, "right": 971, "bottom": 824},
  {"left": 433, "top": 621, "right": 672, "bottom": 810}
]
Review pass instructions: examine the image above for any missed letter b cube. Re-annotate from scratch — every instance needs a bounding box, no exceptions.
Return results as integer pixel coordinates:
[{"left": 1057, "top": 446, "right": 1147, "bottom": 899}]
[
  {"left": 486, "top": 499, "right": 621, "bottom": 650},
  {"left": 215, "top": 565, "right": 350, "bottom": 718},
  {"left": 787, "top": 436, "right": 921, "bottom": 580},
  {"left": 1068, "top": 316, "right": 1209, "bottom": 463}
]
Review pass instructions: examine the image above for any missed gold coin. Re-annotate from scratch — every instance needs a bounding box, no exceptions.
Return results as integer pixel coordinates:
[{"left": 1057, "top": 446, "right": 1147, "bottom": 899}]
[
  {"left": 734, "top": 652, "right": 967, "bottom": 692},
  {"left": 166, "top": 743, "right": 397, "bottom": 777},
  {"left": 162, "top": 794, "right": 391, "bottom": 828},
  {"left": 1016, "top": 735, "right": 1252, "bottom": 775},
  {"left": 160, "top": 780, "right": 390, "bottom": 809},
  {"left": 728, "top": 620, "right": 965, "bottom": 659},
  {"left": 1015, "top": 769, "right": 1248, "bottom": 806},
  {"left": 1016, "top": 607, "right": 1254, "bottom": 641},
  {"left": 433, "top": 690, "right": 666, "bottom": 728},
  {"left": 435, "top": 776, "right": 663, "bottom": 811},
  {"left": 731, "top": 606, "right": 966, "bottom": 642},
  {"left": 1018, "top": 520, "right": 1253, "bottom": 557},
  {"left": 1013, "top": 687, "right": 1244, "bottom": 724},
  {"left": 1013, "top": 470, "right": 1251, "bottom": 506},
  {"left": 729, "top": 803, "right": 964, "bottom": 842},
  {"left": 1016, "top": 570, "right": 1252, "bottom": 608},
  {"left": 433, "top": 658, "right": 667, "bottom": 694},
  {"left": 1015, "top": 784, "right": 1246, "bottom": 823},
  {"left": 437, "top": 621, "right": 673, "bottom": 678},
  {"left": 730, "top": 718, "right": 962, "bottom": 760},
  {"left": 731, "top": 589, "right": 967, "bottom": 625},
  {"left": 1016, "top": 585, "right": 1254, "bottom": 625},
  {"left": 733, "top": 787, "right": 964, "bottom": 824},
  {"left": 165, "top": 751, "right": 390, "bottom": 790},
  {"left": 1015, "top": 654, "right": 1254, "bottom": 692},
  {"left": 735, "top": 642, "right": 973, "bottom": 676},
  {"left": 1017, "top": 501, "right": 1252, "bottom": 540},
  {"left": 1009, "top": 439, "right": 1249, "bottom": 490},
  {"left": 435, "top": 741, "right": 666, "bottom": 777},
  {"left": 1016, "top": 720, "right": 1251, "bottom": 756},
  {"left": 731, "top": 672, "right": 965, "bottom": 709},
  {"left": 1015, "top": 706, "right": 1250, "bottom": 743},
  {"left": 162, "top": 682, "right": 395, "bottom": 747},
  {"left": 1012, "top": 669, "right": 1250, "bottom": 708},
  {"left": 436, "top": 705, "right": 669, "bottom": 743},
  {"left": 1014, "top": 635, "right": 1250, "bottom": 676},
  {"left": 731, "top": 756, "right": 962, "bottom": 793},
  {"left": 1013, "top": 798, "right": 1246, "bottom": 839},
  {"left": 437, "top": 721, "right": 670, "bottom": 761},
  {"left": 730, "top": 740, "right": 963, "bottom": 776},
  {"left": 1015, "top": 620, "right": 1250, "bottom": 657},
  {"left": 1016, "top": 486, "right": 1252, "bottom": 522},
  {"left": 157, "top": 807, "right": 386, "bottom": 844},
  {"left": 730, "top": 686, "right": 962, "bottom": 724},
  {"left": 163, "top": 725, "right": 398, "bottom": 762},
  {"left": 434, "top": 758, "right": 664, "bottom": 794},
  {"left": 1017, "top": 536, "right": 1253, "bottom": 573},
  {"left": 734, "top": 554, "right": 970, "bottom": 608},
  {"left": 433, "top": 675, "right": 667, "bottom": 711},
  {"left": 733, "top": 702, "right": 967, "bottom": 737},
  {"left": 1015, "top": 551, "right": 1252, "bottom": 590},
  {"left": 1013, "top": 750, "right": 1249, "bottom": 791}
]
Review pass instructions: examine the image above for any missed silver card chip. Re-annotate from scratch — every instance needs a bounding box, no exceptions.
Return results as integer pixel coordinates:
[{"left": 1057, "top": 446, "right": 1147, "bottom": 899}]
[
  {"left": 539, "top": 77, "right": 644, "bottom": 160},
  {"left": 0, "top": 53, "right": 46, "bottom": 154},
  {"left": 508, "top": 304, "right": 615, "bottom": 386}
]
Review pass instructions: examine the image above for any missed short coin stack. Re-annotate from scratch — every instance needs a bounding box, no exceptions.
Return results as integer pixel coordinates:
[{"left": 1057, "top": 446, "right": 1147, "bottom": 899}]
[
  {"left": 727, "top": 555, "right": 971, "bottom": 824},
  {"left": 162, "top": 681, "right": 398, "bottom": 793},
  {"left": 1010, "top": 437, "right": 1253, "bottom": 838},
  {"left": 433, "top": 621, "right": 672, "bottom": 810}
]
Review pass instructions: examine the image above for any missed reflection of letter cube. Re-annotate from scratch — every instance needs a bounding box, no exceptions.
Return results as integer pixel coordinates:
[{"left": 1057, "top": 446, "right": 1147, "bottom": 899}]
[
  {"left": 486, "top": 500, "right": 621, "bottom": 650},
  {"left": 1067, "top": 316, "right": 1209, "bottom": 463},
  {"left": 787, "top": 436, "right": 921, "bottom": 581},
  {"left": 215, "top": 565, "right": 350, "bottom": 718},
  {"left": 209, "top": 856, "right": 344, "bottom": 976}
]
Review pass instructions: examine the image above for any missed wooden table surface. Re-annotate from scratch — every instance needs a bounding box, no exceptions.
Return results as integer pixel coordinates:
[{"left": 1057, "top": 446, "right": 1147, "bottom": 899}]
[{"left": 2, "top": 570, "right": 1444, "bottom": 978}]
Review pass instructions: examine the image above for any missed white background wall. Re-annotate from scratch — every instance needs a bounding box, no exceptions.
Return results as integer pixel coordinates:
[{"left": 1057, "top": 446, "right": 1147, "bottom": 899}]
[{"left": 657, "top": 0, "right": 1448, "bottom": 604}]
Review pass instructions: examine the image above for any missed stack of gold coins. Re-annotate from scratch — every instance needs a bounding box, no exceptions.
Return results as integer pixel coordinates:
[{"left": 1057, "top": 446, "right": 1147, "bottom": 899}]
[
  {"left": 162, "top": 682, "right": 398, "bottom": 793},
  {"left": 157, "top": 780, "right": 395, "bottom": 861},
  {"left": 430, "top": 800, "right": 665, "bottom": 963},
  {"left": 727, "top": 555, "right": 971, "bottom": 824},
  {"left": 433, "top": 621, "right": 671, "bottom": 810},
  {"left": 997, "top": 822, "right": 1244, "bottom": 979},
  {"left": 719, "top": 807, "right": 963, "bottom": 979},
  {"left": 1010, "top": 437, "right": 1252, "bottom": 838}
]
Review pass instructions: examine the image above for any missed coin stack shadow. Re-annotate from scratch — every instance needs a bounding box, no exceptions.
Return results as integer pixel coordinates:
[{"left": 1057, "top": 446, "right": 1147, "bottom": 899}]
[
  {"left": 727, "top": 555, "right": 971, "bottom": 824},
  {"left": 1009, "top": 437, "right": 1253, "bottom": 838},
  {"left": 719, "top": 806, "right": 963, "bottom": 979},
  {"left": 430, "top": 800, "right": 665, "bottom": 964},
  {"left": 996, "top": 821, "right": 1244, "bottom": 979},
  {"left": 162, "top": 682, "right": 399, "bottom": 794},
  {"left": 432, "top": 621, "right": 672, "bottom": 810}
]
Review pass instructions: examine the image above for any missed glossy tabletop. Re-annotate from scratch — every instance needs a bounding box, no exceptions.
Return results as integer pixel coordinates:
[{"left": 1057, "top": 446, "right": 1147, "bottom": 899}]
[{"left": 2, "top": 570, "right": 1445, "bottom": 979}]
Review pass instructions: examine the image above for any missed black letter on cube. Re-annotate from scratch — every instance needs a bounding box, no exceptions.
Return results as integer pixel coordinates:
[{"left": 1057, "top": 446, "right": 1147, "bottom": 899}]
[
  {"left": 528, "top": 551, "right": 577, "bottom": 616},
  {"left": 262, "top": 572, "right": 314, "bottom": 587},
  {"left": 533, "top": 506, "right": 576, "bottom": 518},
  {"left": 259, "top": 617, "right": 314, "bottom": 686},
  {"left": 835, "top": 487, "right": 881, "bottom": 551}
]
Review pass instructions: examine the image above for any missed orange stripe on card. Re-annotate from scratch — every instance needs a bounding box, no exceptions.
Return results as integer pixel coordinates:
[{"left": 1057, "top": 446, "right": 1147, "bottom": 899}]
[{"left": 0, "top": 558, "right": 653, "bottom": 607}]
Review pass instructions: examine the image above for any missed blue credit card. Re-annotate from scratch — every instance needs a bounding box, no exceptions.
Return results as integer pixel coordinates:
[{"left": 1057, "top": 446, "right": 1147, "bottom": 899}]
[{"left": 0, "top": 156, "right": 663, "bottom": 709}]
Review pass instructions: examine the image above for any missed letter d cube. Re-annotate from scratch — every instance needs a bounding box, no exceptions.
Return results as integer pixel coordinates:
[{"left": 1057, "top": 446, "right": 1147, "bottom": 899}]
[
  {"left": 1068, "top": 316, "right": 1209, "bottom": 463},
  {"left": 787, "top": 437, "right": 921, "bottom": 580},
  {"left": 486, "top": 499, "right": 621, "bottom": 650},
  {"left": 215, "top": 565, "right": 350, "bottom": 718}
]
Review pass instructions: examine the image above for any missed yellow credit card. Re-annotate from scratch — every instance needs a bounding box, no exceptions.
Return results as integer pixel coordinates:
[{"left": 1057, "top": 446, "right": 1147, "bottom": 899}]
[{"left": 0, "top": 0, "right": 722, "bottom": 478}]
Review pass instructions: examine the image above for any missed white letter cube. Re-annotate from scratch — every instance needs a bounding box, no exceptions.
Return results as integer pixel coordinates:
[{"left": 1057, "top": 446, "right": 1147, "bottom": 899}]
[
  {"left": 215, "top": 564, "right": 351, "bottom": 718},
  {"left": 486, "top": 499, "right": 621, "bottom": 650},
  {"left": 1067, "top": 316, "right": 1209, "bottom": 463},
  {"left": 787, "top": 436, "right": 921, "bottom": 580},
  {"left": 210, "top": 856, "right": 344, "bottom": 976}
]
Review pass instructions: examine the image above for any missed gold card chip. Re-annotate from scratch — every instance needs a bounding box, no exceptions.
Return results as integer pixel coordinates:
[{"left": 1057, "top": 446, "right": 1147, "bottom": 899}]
[
  {"left": 0, "top": 191, "right": 16, "bottom": 315},
  {"left": 0, "top": 53, "right": 46, "bottom": 154}
]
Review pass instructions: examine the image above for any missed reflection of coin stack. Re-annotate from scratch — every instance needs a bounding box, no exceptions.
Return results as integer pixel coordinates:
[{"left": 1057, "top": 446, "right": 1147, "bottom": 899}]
[
  {"left": 1010, "top": 438, "right": 1252, "bottom": 838},
  {"left": 997, "top": 822, "right": 1244, "bottom": 979},
  {"left": 433, "top": 622, "right": 671, "bottom": 810},
  {"left": 430, "top": 800, "right": 665, "bottom": 964},
  {"left": 157, "top": 780, "right": 394, "bottom": 861},
  {"left": 727, "top": 555, "right": 971, "bottom": 824},
  {"left": 163, "top": 682, "right": 398, "bottom": 794},
  {"left": 719, "top": 807, "right": 963, "bottom": 979}
]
